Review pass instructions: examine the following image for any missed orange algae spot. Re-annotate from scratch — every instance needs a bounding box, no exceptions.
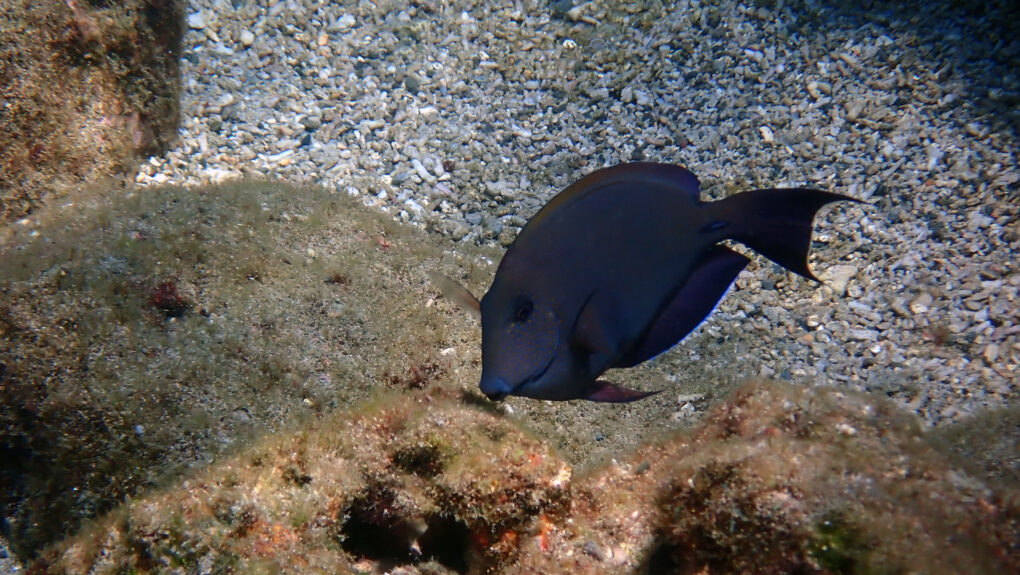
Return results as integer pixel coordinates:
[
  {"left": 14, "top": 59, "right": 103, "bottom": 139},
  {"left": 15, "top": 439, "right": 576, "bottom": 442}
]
[
  {"left": 538, "top": 514, "right": 554, "bottom": 552},
  {"left": 500, "top": 529, "right": 519, "bottom": 548},
  {"left": 251, "top": 521, "right": 299, "bottom": 557}
]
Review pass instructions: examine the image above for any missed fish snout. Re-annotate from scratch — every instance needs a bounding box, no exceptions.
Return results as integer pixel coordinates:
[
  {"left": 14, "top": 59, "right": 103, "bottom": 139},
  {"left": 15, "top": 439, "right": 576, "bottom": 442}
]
[{"left": 479, "top": 375, "right": 511, "bottom": 402}]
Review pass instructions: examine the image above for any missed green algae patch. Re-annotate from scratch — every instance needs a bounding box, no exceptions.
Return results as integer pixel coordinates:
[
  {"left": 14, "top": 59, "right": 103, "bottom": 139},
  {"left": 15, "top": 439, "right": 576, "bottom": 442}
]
[{"left": 0, "top": 180, "right": 479, "bottom": 557}]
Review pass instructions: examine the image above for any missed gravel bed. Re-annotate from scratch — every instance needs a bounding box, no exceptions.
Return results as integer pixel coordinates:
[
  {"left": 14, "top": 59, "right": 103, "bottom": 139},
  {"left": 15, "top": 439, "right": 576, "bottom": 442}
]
[{"left": 137, "top": 0, "right": 1018, "bottom": 427}]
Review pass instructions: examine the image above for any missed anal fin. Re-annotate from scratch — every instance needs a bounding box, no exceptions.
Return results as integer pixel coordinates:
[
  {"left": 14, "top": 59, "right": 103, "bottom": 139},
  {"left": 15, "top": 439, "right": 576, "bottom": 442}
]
[
  {"left": 585, "top": 380, "right": 661, "bottom": 403},
  {"left": 618, "top": 245, "right": 749, "bottom": 367}
]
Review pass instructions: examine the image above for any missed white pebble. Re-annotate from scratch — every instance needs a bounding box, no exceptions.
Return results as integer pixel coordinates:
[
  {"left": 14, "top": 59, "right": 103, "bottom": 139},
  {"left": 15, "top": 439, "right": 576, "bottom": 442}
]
[
  {"left": 330, "top": 14, "right": 356, "bottom": 32},
  {"left": 187, "top": 12, "right": 206, "bottom": 30},
  {"left": 412, "top": 158, "right": 437, "bottom": 184}
]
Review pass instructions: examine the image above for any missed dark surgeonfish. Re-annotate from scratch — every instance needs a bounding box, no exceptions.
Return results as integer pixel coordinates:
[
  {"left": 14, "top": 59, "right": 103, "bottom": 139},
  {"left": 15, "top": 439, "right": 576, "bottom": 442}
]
[{"left": 432, "top": 162, "right": 859, "bottom": 402}]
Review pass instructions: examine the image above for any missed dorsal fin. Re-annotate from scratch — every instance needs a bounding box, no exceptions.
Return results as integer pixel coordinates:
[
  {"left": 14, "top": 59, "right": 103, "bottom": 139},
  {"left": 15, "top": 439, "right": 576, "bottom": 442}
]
[
  {"left": 427, "top": 271, "right": 481, "bottom": 318},
  {"left": 526, "top": 163, "right": 702, "bottom": 231}
]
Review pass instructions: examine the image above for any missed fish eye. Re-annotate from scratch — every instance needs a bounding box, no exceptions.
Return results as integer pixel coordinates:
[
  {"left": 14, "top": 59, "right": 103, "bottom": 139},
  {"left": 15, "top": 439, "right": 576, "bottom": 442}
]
[{"left": 513, "top": 298, "right": 534, "bottom": 323}]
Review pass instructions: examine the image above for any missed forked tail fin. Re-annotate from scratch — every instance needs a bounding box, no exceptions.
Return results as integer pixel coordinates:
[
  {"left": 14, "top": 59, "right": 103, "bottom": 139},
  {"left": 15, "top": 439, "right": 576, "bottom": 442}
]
[{"left": 715, "top": 188, "right": 860, "bottom": 281}]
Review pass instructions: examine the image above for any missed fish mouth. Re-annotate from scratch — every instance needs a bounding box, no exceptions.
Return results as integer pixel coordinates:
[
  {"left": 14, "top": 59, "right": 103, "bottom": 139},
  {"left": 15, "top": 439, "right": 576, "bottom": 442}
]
[
  {"left": 504, "top": 347, "right": 557, "bottom": 400},
  {"left": 483, "top": 347, "right": 556, "bottom": 401}
]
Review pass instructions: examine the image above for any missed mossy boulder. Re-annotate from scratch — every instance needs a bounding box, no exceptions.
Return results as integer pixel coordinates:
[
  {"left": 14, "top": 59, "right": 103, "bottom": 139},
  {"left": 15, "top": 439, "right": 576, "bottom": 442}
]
[
  {"left": 0, "top": 0, "right": 183, "bottom": 224},
  {"left": 34, "top": 386, "right": 569, "bottom": 574},
  {"left": 0, "top": 180, "right": 481, "bottom": 557},
  {"left": 510, "top": 382, "right": 1019, "bottom": 574}
]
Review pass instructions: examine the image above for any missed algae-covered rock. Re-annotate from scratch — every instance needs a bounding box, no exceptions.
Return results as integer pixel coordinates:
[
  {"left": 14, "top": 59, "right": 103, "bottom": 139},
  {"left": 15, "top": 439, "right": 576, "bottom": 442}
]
[
  {"left": 4, "top": 180, "right": 1019, "bottom": 573},
  {"left": 36, "top": 387, "right": 570, "bottom": 574},
  {"left": 0, "top": 0, "right": 183, "bottom": 224},
  {"left": 510, "top": 382, "right": 1019, "bottom": 574},
  {"left": 32, "top": 381, "right": 1018, "bottom": 574},
  {"left": 0, "top": 180, "right": 479, "bottom": 557}
]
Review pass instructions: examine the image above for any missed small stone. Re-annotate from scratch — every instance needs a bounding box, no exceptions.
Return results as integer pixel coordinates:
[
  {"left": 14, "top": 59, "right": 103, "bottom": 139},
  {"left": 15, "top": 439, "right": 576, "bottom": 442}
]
[
  {"left": 621, "top": 86, "right": 634, "bottom": 103},
  {"left": 963, "top": 297, "right": 985, "bottom": 312},
  {"left": 499, "top": 228, "right": 516, "bottom": 246},
  {"left": 909, "top": 293, "right": 933, "bottom": 315},
  {"left": 187, "top": 12, "right": 206, "bottom": 30},
  {"left": 845, "top": 101, "right": 863, "bottom": 121},
  {"left": 821, "top": 264, "right": 858, "bottom": 297},
  {"left": 983, "top": 343, "right": 1000, "bottom": 363},
  {"left": 330, "top": 14, "right": 356, "bottom": 32},
  {"left": 450, "top": 221, "right": 469, "bottom": 240},
  {"left": 411, "top": 158, "right": 436, "bottom": 184},
  {"left": 758, "top": 125, "right": 775, "bottom": 144},
  {"left": 836, "top": 422, "right": 858, "bottom": 436},
  {"left": 967, "top": 211, "right": 993, "bottom": 230},
  {"left": 849, "top": 329, "right": 878, "bottom": 341},
  {"left": 239, "top": 29, "right": 255, "bottom": 46},
  {"left": 404, "top": 75, "right": 421, "bottom": 94},
  {"left": 891, "top": 298, "right": 911, "bottom": 318},
  {"left": 404, "top": 198, "right": 424, "bottom": 216},
  {"left": 583, "top": 540, "right": 605, "bottom": 561},
  {"left": 300, "top": 116, "right": 322, "bottom": 131}
]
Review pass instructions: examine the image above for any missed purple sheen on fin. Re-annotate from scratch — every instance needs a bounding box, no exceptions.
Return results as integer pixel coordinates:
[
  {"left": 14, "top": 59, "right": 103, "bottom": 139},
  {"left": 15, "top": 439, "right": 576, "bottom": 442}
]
[
  {"left": 617, "top": 245, "right": 749, "bottom": 368},
  {"left": 427, "top": 271, "right": 481, "bottom": 318},
  {"left": 585, "top": 380, "right": 661, "bottom": 403}
]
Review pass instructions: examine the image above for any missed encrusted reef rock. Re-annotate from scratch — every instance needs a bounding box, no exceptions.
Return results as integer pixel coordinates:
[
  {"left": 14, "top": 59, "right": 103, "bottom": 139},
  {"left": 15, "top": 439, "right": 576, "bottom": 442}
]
[
  {"left": 35, "top": 382, "right": 1018, "bottom": 574},
  {"left": 511, "top": 382, "right": 1019, "bottom": 574},
  {"left": 37, "top": 386, "right": 571, "bottom": 574},
  {"left": 0, "top": 0, "right": 183, "bottom": 223}
]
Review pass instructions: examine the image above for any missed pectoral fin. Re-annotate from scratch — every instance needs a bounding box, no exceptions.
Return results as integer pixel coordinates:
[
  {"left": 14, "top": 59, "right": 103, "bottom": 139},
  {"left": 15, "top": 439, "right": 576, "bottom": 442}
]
[
  {"left": 585, "top": 380, "right": 661, "bottom": 403},
  {"left": 618, "top": 245, "right": 749, "bottom": 367},
  {"left": 427, "top": 271, "right": 481, "bottom": 318},
  {"left": 571, "top": 290, "right": 617, "bottom": 356}
]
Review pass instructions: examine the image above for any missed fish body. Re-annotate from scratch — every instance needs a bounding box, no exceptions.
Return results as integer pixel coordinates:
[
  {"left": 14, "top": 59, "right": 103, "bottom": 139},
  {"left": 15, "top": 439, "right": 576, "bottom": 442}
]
[{"left": 436, "top": 162, "right": 858, "bottom": 402}]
